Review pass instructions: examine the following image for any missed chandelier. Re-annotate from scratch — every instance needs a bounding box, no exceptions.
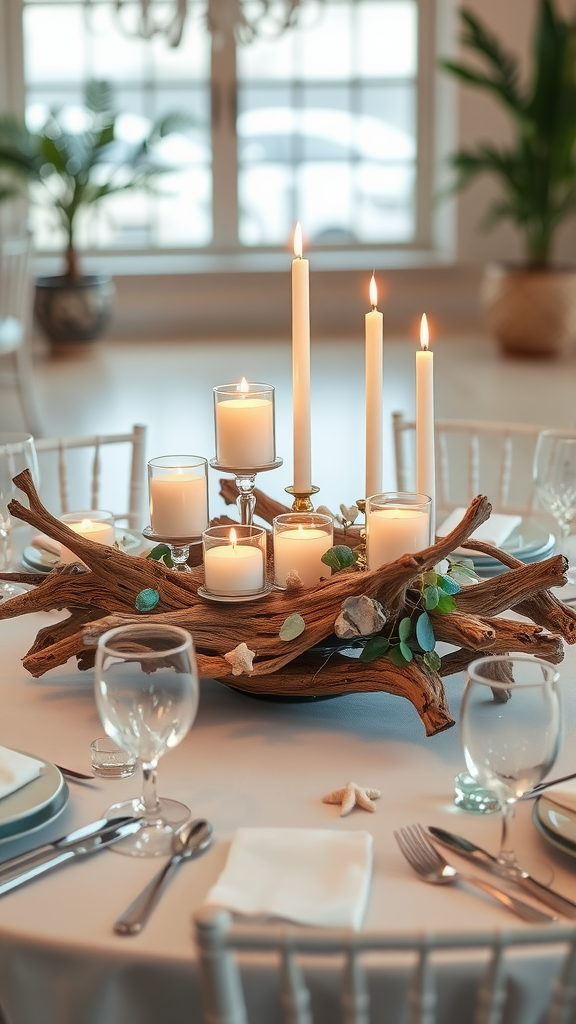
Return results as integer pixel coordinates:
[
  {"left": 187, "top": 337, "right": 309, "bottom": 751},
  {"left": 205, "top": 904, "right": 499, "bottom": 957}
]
[{"left": 113, "top": 0, "right": 313, "bottom": 49}]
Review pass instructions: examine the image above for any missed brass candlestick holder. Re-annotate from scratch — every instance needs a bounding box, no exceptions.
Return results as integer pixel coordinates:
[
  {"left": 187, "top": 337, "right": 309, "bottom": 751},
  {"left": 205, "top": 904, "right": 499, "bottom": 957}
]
[{"left": 285, "top": 484, "right": 320, "bottom": 513}]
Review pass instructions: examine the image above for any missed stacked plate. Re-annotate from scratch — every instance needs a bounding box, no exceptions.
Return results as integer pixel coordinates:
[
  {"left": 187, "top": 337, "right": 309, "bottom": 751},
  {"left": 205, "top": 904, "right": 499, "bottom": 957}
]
[
  {"left": 464, "top": 520, "right": 555, "bottom": 578},
  {"left": 21, "top": 528, "right": 143, "bottom": 573},
  {"left": 533, "top": 797, "right": 576, "bottom": 860},
  {"left": 0, "top": 756, "right": 69, "bottom": 844}
]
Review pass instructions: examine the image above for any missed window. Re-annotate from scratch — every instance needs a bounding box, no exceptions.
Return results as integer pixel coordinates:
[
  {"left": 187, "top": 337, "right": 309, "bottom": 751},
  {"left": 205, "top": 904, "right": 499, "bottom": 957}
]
[{"left": 20, "top": 0, "right": 430, "bottom": 254}]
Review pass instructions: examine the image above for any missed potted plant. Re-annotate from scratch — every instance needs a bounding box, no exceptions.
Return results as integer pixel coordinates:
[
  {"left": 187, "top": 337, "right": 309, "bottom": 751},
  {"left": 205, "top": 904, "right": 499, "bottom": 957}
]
[
  {"left": 441, "top": 0, "right": 576, "bottom": 356},
  {"left": 0, "top": 81, "right": 190, "bottom": 345}
]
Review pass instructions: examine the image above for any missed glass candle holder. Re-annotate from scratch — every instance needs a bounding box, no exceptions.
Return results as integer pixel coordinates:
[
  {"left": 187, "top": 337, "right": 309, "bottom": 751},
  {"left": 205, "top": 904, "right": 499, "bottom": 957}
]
[
  {"left": 145, "top": 456, "right": 209, "bottom": 571},
  {"left": 202, "top": 525, "right": 267, "bottom": 598},
  {"left": 213, "top": 381, "right": 276, "bottom": 470},
  {"left": 59, "top": 509, "right": 115, "bottom": 565},
  {"left": 273, "top": 513, "right": 333, "bottom": 589},
  {"left": 366, "top": 492, "right": 431, "bottom": 570}
]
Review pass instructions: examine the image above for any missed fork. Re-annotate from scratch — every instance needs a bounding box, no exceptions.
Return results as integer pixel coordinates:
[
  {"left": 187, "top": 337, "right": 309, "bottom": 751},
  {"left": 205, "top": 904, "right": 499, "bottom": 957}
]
[{"left": 394, "top": 824, "right": 556, "bottom": 924}]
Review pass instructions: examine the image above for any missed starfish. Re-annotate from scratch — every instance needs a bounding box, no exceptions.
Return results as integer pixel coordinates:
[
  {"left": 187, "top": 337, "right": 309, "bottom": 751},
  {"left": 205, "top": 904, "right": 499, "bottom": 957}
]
[
  {"left": 224, "top": 642, "right": 256, "bottom": 676},
  {"left": 322, "top": 781, "right": 381, "bottom": 817}
]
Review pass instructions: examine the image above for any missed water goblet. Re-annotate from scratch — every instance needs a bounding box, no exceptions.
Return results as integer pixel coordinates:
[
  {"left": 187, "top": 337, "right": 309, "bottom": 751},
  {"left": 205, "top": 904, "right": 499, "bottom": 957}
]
[
  {"left": 0, "top": 432, "right": 40, "bottom": 601},
  {"left": 94, "top": 623, "right": 199, "bottom": 857},
  {"left": 461, "top": 654, "right": 561, "bottom": 878},
  {"left": 534, "top": 428, "right": 576, "bottom": 582}
]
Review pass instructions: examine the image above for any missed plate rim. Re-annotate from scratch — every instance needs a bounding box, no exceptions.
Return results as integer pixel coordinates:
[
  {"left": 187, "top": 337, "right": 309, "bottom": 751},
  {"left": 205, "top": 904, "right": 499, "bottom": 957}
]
[{"left": 533, "top": 795, "right": 576, "bottom": 859}]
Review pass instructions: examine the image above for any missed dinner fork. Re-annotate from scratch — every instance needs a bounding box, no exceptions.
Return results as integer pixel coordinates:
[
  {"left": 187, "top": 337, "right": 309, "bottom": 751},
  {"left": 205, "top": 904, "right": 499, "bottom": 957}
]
[{"left": 394, "top": 824, "right": 556, "bottom": 924}]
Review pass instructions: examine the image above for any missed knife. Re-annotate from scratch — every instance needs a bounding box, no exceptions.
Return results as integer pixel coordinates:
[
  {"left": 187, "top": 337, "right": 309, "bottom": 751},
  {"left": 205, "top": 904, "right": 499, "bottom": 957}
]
[
  {"left": 0, "top": 817, "right": 143, "bottom": 897},
  {"left": 0, "top": 816, "right": 137, "bottom": 880},
  {"left": 428, "top": 825, "right": 576, "bottom": 920}
]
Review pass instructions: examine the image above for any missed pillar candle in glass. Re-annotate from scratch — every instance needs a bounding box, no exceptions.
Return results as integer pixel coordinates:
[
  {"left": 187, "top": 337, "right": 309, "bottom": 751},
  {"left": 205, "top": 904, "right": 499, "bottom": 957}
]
[
  {"left": 214, "top": 380, "right": 275, "bottom": 469},
  {"left": 59, "top": 509, "right": 115, "bottom": 564},
  {"left": 202, "top": 525, "right": 266, "bottom": 597},
  {"left": 148, "top": 456, "right": 208, "bottom": 538},
  {"left": 366, "top": 492, "right": 431, "bottom": 570},
  {"left": 273, "top": 513, "right": 333, "bottom": 588}
]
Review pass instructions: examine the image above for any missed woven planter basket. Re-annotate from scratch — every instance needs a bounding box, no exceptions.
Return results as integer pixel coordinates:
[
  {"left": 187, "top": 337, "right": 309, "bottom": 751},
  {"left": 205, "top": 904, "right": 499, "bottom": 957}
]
[{"left": 481, "top": 264, "right": 576, "bottom": 357}]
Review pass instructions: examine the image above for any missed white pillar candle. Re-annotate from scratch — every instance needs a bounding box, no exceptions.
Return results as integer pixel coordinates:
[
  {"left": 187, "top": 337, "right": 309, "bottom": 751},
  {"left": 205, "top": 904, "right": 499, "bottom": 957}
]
[
  {"left": 367, "top": 507, "right": 430, "bottom": 569},
  {"left": 365, "top": 273, "right": 384, "bottom": 498},
  {"left": 216, "top": 379, "right": 274, "bottom": 468},
  {"left": 292, "top": 223, "right": 312, "bottom": 492},
  {"left": 149, "top": 469, "right": 208, "bottom": 538},
  {"left": 416, "top": 313, "right": 435, "bottom": 537},
  {"left": 274, "top": 526, "right": 332, "bottom": 588},
  {"left": 204, "top": 530, "right": 265, "bottom": 596},
  {"left": 60, "top": 518, "right": 115, "bottom": 564}
]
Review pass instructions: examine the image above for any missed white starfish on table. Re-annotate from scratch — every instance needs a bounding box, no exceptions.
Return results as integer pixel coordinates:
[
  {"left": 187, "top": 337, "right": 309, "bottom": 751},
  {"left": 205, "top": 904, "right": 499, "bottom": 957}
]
[{"left": 322, "top": 781, "right": 381, "bottom": 817}]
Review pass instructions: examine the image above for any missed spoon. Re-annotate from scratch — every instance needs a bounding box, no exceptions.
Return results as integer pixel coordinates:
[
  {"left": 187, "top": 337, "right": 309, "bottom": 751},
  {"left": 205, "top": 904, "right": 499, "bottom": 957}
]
[{"left": 114, "top": 818, "right": 213, "bottom": 935}]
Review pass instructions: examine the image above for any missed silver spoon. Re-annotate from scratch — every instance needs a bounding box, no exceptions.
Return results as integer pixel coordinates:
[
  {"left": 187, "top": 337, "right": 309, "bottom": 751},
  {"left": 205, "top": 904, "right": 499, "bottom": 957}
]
[{"left": 114, "top": 818, "right": 213, "bottom": 935}]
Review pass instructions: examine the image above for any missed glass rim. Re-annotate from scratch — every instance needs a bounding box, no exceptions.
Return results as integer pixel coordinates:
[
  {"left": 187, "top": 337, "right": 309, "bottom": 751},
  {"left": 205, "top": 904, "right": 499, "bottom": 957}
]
[
  {"left": 367, "top": 491, "right": 432, "bottom": 507},
  {"left": 97, "top": 623, "right": 193, "bottom": 659},
  {"left": 0, "top": 432, "right": 34, "bottom": 445},
  {"left": 537, "top": 428, "right": 576, "bottom": 442},
  {"left": 203, "top": 524, "right": 266, "bottom": 539},
  {"left": 273, "top": 512, "right": 333, "bottom": 527},
  {"left": 213, "top": 382, "right": 274, "bottom": 395},
  {"left": 60, "top": 509, "right": 114, "bottom": 521},
  {"left": 467, "top": 653, "right": 560, "bottom": 688},
  {"left": 148, "top": 455, "right": 207, "bottom": 469}
]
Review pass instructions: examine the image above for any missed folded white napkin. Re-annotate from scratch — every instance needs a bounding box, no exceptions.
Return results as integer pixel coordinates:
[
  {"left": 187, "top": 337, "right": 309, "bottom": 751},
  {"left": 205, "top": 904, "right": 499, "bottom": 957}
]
[
  {"left": 0, "top": 747, "right": 43, "bottom": 800},
  {"left": 204, "top": 827, "right": 373, "bottom": 930},
  {"left": 31, "top": 534, "right": 61, "bottom": 556},
  {"left": 541, "top": 779, "right": 576, "bottom": 815},
  {"left": 437, "top": 509, "right": 522, "bottom": 551}
]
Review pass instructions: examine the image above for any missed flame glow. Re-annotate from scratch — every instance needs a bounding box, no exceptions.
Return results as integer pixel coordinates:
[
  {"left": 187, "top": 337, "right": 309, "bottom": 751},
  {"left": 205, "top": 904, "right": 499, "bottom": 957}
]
[
  {"left": 294, "top": 222, "right": 303, "bottom": 259},
  {"left": 369, "top": 274, "right": 378, "bottom": 309},
  {"left": 420, "top": 314, "right": 429, "bottom": 351},
  {"left": 238, "top": 377, "right": 249, "bottom": 393},
  {"left": 230, "top": 528, "right": 237, "bottom": 548}
]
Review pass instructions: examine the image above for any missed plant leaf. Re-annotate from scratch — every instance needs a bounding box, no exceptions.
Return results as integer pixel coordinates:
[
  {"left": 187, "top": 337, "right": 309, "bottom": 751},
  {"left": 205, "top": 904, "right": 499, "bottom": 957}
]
[
  {"left": 424, "top": 650, "right": 442, "bottom": 672},
  {"left": 279, "top": 613, "right": 306, "bottom": 641},
  {"left": 415, "top": 611, "right": 435, "bottom": 652},
  {"left": 359, "top": 636, "right": 390, "bottom": 662},
  {"left": 398, "top": 616, "right": 412, "bottom": 642},
  {"left": 149, "top": 543, "right": 174, "bottom": 568},
  {"left": 437, "top": 574, "right": 461, "bottom": 595},
  {"left": 399, "top": 640, "right": 413, "bottom": 662},
  {"left": 424, "top": 585, "right": 440, "bottom": 610},
  {"left": 320, "top": 545, "right": 359, "bottom": 571},
  {"left": 389, "top": 644, "right": 411, "bottom": 668},
  {"left": 437, "top": 593, "right": 457, "bottom": 615}
]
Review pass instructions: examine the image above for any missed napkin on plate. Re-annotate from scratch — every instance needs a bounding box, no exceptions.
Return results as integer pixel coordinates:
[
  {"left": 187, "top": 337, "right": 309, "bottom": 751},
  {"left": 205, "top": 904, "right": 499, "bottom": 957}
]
[
  {"left": 204, "top": 827, "right": 373, "bottom": 930},
  {"left": 541, "top": 779, "right": 576, "bottom": 815},
  {"left": 0, "top": 747, "right": 44, "bottom": 800},
  {"left": 437, "top": 509, "right": 522, "bottom": 552}
]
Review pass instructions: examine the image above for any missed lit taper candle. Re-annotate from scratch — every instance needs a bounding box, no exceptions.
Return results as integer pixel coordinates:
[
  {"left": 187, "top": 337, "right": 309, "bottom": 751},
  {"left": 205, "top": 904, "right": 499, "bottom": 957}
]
[
  {"left": 415, "top": 313, "right": 435, "bottom": 537},
  {"left": 365, "top": 273, "right": 383, "bottom": 498},
  {"left": 291, "top": 222, "right": 311, "bottom": 493}
]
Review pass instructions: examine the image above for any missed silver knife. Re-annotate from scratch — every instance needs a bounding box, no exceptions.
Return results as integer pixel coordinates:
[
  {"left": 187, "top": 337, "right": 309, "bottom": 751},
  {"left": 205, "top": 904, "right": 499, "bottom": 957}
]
[
  {"left": 428, "top": 825, "right": 576, "bottom": 920},
  {"left": 0, "top": 816, "right": 137, "bottom": 880},
  {"left": 0, "top": 817, "right": 143, "bottom": 897}
]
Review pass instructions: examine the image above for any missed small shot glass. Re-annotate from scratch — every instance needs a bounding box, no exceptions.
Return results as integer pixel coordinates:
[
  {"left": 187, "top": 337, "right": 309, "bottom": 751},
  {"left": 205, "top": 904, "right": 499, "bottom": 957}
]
[{"left": 90, "top": 737, "right": 137, "bottom": 779}]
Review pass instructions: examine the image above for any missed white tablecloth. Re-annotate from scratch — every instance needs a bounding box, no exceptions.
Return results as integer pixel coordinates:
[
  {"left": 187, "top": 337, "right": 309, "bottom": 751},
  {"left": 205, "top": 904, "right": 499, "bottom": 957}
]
[{"left": 1, "top": 611, "right": 576, "bottom": 1024}]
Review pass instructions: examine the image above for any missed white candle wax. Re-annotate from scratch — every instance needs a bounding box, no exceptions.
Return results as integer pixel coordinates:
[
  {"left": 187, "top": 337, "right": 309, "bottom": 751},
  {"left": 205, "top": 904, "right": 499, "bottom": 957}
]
[
  {"left": 292, "top": 224, "right": 312, "bottom": 492},
  {"left": 274, "top": 526, "right": 332, "bottom": 588},
  {"left": 216, "top": 397, "right": 274, "bottom": 469},
  {"left": 60, "top": 518, "right": 115, "bottom": 564},
  {"left": 367, "top": 508, "right": 430, "bottom": 570},
  {"left": 204, "top": 542, "right": 264, "bottom": 596},
  {"left": 365, "top": 275, "right": 383, "bottom": 497},
  {"left": 149, "top": 470, "right": 208, "bottom": 538},
  {"left": 416, "top": 313, "right": 435, "bottom": 535}
]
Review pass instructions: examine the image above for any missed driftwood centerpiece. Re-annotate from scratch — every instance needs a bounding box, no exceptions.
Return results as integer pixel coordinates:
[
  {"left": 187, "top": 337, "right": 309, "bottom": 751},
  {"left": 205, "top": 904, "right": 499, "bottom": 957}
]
[{"left": 2, "top": 470, "right": 576, "bottom": 738}]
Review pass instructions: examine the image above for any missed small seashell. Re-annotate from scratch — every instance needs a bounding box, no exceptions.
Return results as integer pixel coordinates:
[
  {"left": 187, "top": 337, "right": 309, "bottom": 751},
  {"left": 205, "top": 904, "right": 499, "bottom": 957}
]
[
  {"left": 334, "top": 595, "right": 386, "bottom": 639},
  {"left": 285, "top": 570, "right": 304, "bottom": 591},
  {"left": 224, "top": 642, "right": 256, "bottom": 676},
  {"left": 135, "top": 588, "right": 160, "bottom": 612}
]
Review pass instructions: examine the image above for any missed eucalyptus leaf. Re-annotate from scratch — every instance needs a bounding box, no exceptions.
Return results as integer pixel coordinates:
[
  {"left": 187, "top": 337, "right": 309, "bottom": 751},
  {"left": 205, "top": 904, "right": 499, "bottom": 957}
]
[
  {"left": 437, "top": 574, "right": 461, "bottom": 596},
  {"left": 448, "top": 555, "right": 475, "bottom": 571},
  {"left": 424, "top": 585, "right": 440, "bottom": 610},
  {"left": 279, "top": 613, "right": 306, "bottom": 641},
  {"left": 437, "top": 593, "right": 457, "bottom": 615},
  {"left": 415, "top": 611, "right": 435, "bottom": 652},
  {"left": 399, "top": 640, "right": 413, "bottom": 662},
  {"left": 398, "top": 616, "right": 412, "bottom": 642},
  {"left": 424, "top": 650, "right": 442, "bottom": 672},
  {"left": 320, "top": 545, "right": 359, "bottom": 572},
  {"left": 149, "top": 543, "right": 174, "bottom": 569},
  {"left": 389, "top": 644, "right": 411, "bottom": 668},
  {"left": 359, "top": 636, "right": 390, "bottom": 662}
]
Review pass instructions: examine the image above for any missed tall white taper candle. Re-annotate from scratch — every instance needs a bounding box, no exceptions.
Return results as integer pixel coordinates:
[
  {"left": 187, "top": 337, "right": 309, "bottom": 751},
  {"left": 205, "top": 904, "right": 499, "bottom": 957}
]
[
  {"left": 416, "top": 313, "right": 435, "bottom": 537},
  {"left": 365, "top": 273, "right": 383, "bottom": 498},
  {"left": 292, "top": 223, "right": 312, "bottom": 493}
]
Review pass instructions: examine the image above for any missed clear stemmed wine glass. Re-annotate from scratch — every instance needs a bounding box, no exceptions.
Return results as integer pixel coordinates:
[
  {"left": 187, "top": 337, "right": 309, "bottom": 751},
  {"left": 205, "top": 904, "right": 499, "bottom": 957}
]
[
  {"left": 534, "top": 428, "right": 576, "bottom": 582},
  {"left": 94, "top": 623, "right": 199, "bottom": 857},
  {"left": 461, "top": 654, "right": 561, "bottom": 878},
  {"left": 0, "top": 432, "right": 40, "bottom": 601}
]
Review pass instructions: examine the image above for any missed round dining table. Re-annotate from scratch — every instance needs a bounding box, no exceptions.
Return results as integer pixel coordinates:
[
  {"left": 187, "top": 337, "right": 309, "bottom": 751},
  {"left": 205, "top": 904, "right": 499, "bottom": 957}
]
[{"left": 1, "top": 600, "right": 576, "bottom": 1024}]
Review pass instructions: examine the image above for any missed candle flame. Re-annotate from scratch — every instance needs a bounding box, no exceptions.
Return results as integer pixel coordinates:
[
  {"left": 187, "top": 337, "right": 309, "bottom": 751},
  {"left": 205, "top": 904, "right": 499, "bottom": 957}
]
[
  {"left": 420, "top": 313, "right": 429, "bottom": 351},
  {"left": 369, "top": 273, "right": 378, "bottom": 309},
  {"left": 294, "top": 222, "right": 303, "bottom": 259},
  {"left": 238, "top": 377, "right": 249, "bottom": 393},
  {"left": 230, "top": 528, "right": 237, "bottom": 549},
  {"left": 80, "top": 519, "right": 93, "bottom": 529}
]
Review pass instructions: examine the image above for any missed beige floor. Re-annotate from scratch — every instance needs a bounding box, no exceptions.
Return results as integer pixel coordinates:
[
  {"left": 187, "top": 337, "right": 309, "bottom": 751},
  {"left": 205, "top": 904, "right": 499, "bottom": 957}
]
[{"left": 2, "top": 330, "right": 576, "bottom": 520}]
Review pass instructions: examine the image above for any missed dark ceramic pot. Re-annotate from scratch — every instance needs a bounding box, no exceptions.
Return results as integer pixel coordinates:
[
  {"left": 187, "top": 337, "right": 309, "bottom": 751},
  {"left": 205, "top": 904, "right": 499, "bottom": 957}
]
[{"left": 34, "top": 275, "right": 115, "bottom": 344}]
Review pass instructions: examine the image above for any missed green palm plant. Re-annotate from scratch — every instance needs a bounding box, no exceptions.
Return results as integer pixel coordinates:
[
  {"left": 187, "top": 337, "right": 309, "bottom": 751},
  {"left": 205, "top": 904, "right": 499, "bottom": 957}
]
[
  {"left": 441, "top": 0, "right": 576, "bottom": 268},
  {"left": 0, "top": 80, "right": 191, "bottom": 279}
]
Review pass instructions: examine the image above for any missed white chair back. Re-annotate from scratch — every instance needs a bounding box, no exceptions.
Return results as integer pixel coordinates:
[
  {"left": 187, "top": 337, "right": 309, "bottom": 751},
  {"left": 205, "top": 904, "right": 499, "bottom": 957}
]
[
  {"left": 35, "top": 424, "right": 147, "bottom": 530},
  {"left": 0, "top": 232, "right": 43, "bottom": 435},
  {"left": 392, "top": 412, "right": 549, "bottom": 516},
  {"left": 194, "top": 907, "right": 576, "bottom": 1024}
]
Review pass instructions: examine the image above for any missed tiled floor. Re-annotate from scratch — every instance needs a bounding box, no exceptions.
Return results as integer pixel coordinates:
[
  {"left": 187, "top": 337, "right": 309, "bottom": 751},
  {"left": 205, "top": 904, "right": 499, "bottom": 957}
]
[{"left": 2, "top": 330, "right": 576, "bottom": 520}]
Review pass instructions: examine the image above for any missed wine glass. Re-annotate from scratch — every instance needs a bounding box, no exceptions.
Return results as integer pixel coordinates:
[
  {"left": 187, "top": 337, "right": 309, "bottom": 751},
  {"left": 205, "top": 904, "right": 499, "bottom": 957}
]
[
  {"left": 94, "top": 623, "right": 199, "bottom": 857},
  {"left": 534, "top": 428, "right": 576, "bottom": 582},
  {"left": 0, "top": 432, "right": 40, "bottom": 601},
  {"left": 461, "top": 654, "right": 561, "bottom": 877}
]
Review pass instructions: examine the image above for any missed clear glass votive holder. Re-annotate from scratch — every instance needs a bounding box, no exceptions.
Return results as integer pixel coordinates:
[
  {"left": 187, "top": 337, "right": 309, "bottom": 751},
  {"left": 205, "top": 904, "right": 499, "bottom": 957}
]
[
  {"left": 366, "top": 492, "right": 432, "bottom": 570},
  {"left": 213, "top": 381, "right": 276, "bottom": 470},
  {"left": 273, "top": 513, "right": 333, "bottom": 589},
  {"left": 202, "top": 524, "right": 267, "bottom": 598},
  {"left": 148, "top": 455, "right": 209, "bottom": 540},
  {"left": 90, "top": 737, "right": 137, "bottom": 779},
  {"left": 59, "top": 509, "right": 115, "bottom": 565}
]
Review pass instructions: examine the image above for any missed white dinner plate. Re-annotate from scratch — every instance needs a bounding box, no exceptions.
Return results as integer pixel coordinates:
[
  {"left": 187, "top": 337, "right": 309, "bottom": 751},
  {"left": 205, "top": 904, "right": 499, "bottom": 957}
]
[
  {"left": 532, "top": 796, "right": 576, "bottom": 859},
  {"left": 0, "top": 755, "right": 69, "bottom": 844},
  {"left": 457, "top": 519, "right": 556, "bottom": 578},
  {"left": 21, "top": 527, "right": 143, "bottom": 573}
]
